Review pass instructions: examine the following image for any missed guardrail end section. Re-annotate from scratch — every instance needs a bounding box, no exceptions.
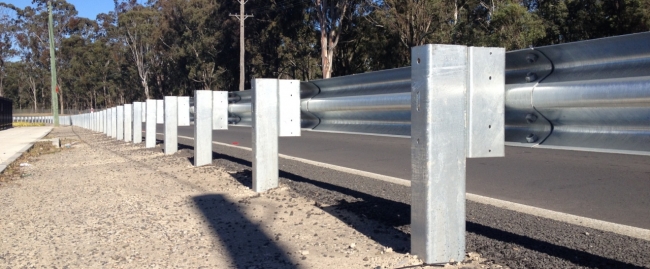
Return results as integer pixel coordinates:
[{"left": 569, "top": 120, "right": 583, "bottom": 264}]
[
  {"left": 213, "top": 91, "right": 228, "bottom": 130},
  {"left": 278, "top": 80, "right": 301, "bottom": 137},
  {"left": 410, "top": 44, "right": 468, "bottom": 264},
  {"left": 467, "top": 47, "right": 505, "bottom": 158}
]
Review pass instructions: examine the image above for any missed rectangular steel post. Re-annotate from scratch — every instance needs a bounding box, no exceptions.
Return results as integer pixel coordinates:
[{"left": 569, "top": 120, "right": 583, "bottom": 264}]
[
  {"left": 252, "top": 79, "right": 279, "bottom": 192},
  {"left": 410, "top": 44, "right": 468, "bottom": 264},
  {"left": 133, "top": 102, "right": 143, "bottom": 144},
  {"left": 164, "top": 96, "right": 178, "bottom": 154},
  {"left": 178, "top": 96, "right": 190, "bottom": 126},
  {"left": 156, "top": 99, "right": 164, "bottom": 124},
  {"left": 117, "top": 106, "right": 124, "bottom": 140},
  {"left": 105, "top": 109, "right": 110, "bottom": 135},
  {"left": 111, "top": 107, "right": 117, "bottom": 138},
  {"left": 194, "top": 90, "right": 212, "bottom": 166},
  {"left": 141, "top": 102, "right": 146, "bottom": 123},
  {"left": 101, "top": 110, "right": 105, "bottom": 133},
  {"left": 213, "top": 91, "right": 228, "bottom": 130},
  {"left": 124, "top": 104, "right": 132, "bottom": 142},
  {"left": 146, "top": 100, "right": 157, "bottom": 148}
]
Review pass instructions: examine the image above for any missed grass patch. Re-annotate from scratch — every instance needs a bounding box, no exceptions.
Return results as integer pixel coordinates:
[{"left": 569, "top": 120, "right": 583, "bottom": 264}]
[
  {"left": 0, "top": 140, "right": 70, "bottom": 184},
  {"left": 13, "top": 122, "right": 47, "bottom": 127}
]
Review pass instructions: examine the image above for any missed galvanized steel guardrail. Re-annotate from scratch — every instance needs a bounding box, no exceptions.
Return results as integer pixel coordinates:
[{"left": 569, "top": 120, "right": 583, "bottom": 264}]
[
  {"left": 227, "top": 32, "right": 650, "bottom": 155},
  {"left": 62, "top": 32, "right": 650, "bottom": 265},
  {"left": 12, "top": 115, "right": 73, "bottom": 125}
]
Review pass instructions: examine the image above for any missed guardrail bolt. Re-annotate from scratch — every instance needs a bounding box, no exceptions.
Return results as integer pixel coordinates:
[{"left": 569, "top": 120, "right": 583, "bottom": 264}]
[
  {"left": 525, "top": 113, "right": 538, "bottom": 123},
  {"left": 526, "top": 133, "right": 538, "bottom": 143},
  {"left": 526, "top": 53, "right": 538, "bottom": 63},
  {"left": 526, "top": 72, "right": 538, "bottom": 82}
]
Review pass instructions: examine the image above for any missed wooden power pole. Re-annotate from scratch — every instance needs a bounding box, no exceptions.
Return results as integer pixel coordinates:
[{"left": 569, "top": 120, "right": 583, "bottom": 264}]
[
  {"left": 47, "top": 1, "right": 59, "bottom": 126},
  {"left": 230, "top": 1, "right": 253, "bottom": 91}
]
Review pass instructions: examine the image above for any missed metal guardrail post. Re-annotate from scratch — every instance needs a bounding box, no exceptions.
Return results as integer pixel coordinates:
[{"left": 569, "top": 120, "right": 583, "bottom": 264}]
[
  {"left": 410, "top": 45, "right": 505, "bottom": 263},
  {"left": 194, "top": 90, "right": 213, "bottom": 167},
  {"left": 252, "top": 79, "right": 279, "bottom": 192},
  {"left": 112, "top": 107, "right": 117, "bottom": 138},
  {"left": 141, "top": 102, "right": 147, "bottom": 123},
  {"left": 164, "top": 96, "right": 178, "bottom": 154},
  {"left": 156, "top": 100, "right": 164, "bottom": 124},
  {"left": 125, "top": 104, "right": 133, "bottom": 142},
  {"left": 117, "top": 106, "right": 124, "bottom": 140},
  {"left": 146, "top": 100, "right": 157, "bottom": 148},
  {"left": 104, "top": 110, "right": 109, "bottom": 135},
  {"left": 178, "top": 96, "right": 190, "bottom": 126},
  {"left": 411, "top": 44, "right": 468, "bottom": 264},
  {"left": 251, "top": 79, "right": 300, "bottom": 192},
  {"left": 100, "top": 110, "right": 105, "bottom": 133},
  {"left": 213, "top": 91, "right": 228, "bottom": 130},
  {"left": 133, "top": 102, "right": 143, "bottom": 144}
]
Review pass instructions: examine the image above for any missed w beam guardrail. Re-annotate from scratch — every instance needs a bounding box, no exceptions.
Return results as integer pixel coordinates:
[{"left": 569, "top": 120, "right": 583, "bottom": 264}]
[
  {"left": 67, "top": 32, "right": 650, "bottom": 265},
  {"left": 226, "top": 32, "right": 650, "bottom": 156}
]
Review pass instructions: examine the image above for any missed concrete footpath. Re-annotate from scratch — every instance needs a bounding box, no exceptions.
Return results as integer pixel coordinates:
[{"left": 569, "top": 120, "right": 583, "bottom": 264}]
[{"left": 0, "top": 127, "right": 53, "bottom": 173}]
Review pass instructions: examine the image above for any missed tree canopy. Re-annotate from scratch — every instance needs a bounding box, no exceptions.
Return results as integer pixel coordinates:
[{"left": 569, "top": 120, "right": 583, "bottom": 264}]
[{"left": 0, "top": 0, "right": 648, "bottom": 112}]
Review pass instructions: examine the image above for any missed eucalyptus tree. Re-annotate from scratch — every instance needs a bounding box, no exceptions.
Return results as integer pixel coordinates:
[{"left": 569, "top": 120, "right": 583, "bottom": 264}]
[
  {"left": 0, "top": 4, "right": 18, "bottom": 97},
  {"left": 310, "top": 0, "right": 362, "bottom": 79},
  {"left": 115, "top": 0, "right": 159, "bottom": 99}
]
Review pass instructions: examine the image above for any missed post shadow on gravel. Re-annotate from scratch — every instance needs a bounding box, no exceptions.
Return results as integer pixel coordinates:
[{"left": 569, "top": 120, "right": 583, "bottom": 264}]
[
  {"left": 193, "top": 194, "right": 297, "bottom": 268},
  {"left": 178, "top": 143, "right": 646, "bottom": 268}
]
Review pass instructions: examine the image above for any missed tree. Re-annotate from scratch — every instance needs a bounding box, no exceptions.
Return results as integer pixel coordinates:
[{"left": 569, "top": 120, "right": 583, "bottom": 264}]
[
  {"left": 115, "top": 0, "right": 159, "bottom": 99},
  {"left": 311, "top": 0, "right": 359, "bottom": 78}
]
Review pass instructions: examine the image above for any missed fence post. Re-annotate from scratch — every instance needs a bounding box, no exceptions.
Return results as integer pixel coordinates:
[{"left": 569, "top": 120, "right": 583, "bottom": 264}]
[
  {"left": 146, "top": 100, "right": 157, "bottom": 148},
  {"left": 164, "top": 96, "right": 178, "bottom": 154},
  {"left": 117, "top": 105, "right": 124, "bottom": 140},
  {"left": 125, "top": 104, "right": 132, "bottom": 142},
  {"left": 133, "top": 102, "right": 143, "bottom": 144},
  {"left": 194, "top": 90, "right": 213, "bottom": 167}
]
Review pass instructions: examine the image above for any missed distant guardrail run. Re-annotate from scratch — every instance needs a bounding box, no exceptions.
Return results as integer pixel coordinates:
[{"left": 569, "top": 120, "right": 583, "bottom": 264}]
[{"left": 226, "top": 32, "right": 650, "bottom": 155}]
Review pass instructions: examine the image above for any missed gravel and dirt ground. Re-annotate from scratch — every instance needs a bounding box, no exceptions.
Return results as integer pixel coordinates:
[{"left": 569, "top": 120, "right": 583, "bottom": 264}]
[{"left": 0, "top": 127, "right": 504, "bottom": 268}]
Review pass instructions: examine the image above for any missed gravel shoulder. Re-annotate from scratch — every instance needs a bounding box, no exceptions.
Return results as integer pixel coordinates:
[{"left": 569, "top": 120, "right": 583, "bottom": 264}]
[{"left": 0, "top": 127, "right": 499, "bottom": 268}]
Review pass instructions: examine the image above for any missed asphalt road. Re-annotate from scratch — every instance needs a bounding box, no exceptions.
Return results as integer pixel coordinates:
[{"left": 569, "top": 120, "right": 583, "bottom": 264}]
[{"left": 157, "top": 125, "right": 650, "bottom": 230}]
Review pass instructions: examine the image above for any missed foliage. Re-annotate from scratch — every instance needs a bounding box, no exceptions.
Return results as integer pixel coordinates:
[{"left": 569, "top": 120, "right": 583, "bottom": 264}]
[{"left": 0, "top": 0, "right": 648, "bottom": 111}]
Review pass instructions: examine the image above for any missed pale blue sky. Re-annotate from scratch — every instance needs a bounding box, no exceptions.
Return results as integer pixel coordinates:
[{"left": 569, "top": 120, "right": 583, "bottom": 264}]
[{"left": 2, "top": 0, "right": 145, "bottom": 19}]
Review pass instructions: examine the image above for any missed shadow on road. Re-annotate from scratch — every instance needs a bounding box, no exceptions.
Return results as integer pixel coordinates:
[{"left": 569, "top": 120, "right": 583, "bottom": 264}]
[{"left": 192, "top": 194, "right": 297, "bottom": 269}]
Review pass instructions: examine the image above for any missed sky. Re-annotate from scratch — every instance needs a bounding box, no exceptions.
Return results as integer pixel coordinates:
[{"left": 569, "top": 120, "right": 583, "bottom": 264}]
[{"left": 2, "top": 0, "right": 144, "bottom": 19}]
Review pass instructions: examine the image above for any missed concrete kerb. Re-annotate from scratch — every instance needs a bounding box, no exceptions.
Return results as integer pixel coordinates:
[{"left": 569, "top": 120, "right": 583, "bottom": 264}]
[{"left": 0, "top": 127, "right": 53, "bottom": 173}]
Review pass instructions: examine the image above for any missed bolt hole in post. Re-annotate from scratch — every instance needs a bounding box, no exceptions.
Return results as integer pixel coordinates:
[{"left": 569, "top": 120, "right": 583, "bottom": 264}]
[
  {"left": 489, "top": 76, "right": 492, "bottom": 80},
  {"left": 489, "top": 125, "right": 491, "bottom": 129},
  {"left": 417, "top": 58, "right": 421, "bottom": 64}
]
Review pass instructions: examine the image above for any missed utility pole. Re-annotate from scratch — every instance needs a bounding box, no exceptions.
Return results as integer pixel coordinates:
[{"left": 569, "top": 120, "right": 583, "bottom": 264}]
[
  {"left": 230, "top": 1, "right": 253, "bottom": 91},
  {"left": 47, "top": 1, "right": 59, "bottom": 126}
]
